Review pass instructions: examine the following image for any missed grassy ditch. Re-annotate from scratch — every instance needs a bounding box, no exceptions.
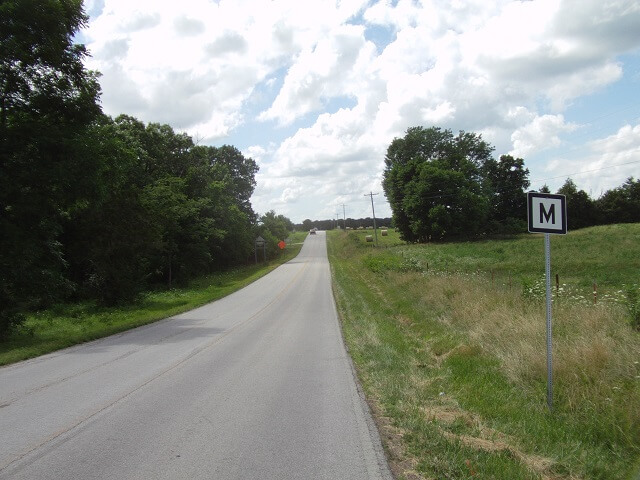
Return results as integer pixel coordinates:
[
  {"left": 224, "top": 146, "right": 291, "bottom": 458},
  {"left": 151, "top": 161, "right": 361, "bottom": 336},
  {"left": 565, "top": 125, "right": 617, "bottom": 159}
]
[
  {"left": 0, "top": 232, "right": 307, "bottom": 366},
  {"left": 328, "top": 225, "right": 640, "bottom": 480}
]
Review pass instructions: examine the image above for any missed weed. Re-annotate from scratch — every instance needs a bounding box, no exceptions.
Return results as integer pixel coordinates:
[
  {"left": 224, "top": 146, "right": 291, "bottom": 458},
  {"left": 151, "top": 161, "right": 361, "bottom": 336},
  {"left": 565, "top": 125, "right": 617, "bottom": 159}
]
[
  {"left": 625, "top": 284, "right": 640, "bottom": 331},
  {"left": 328, "top": 226, "right": 640, "bottom": 479}
]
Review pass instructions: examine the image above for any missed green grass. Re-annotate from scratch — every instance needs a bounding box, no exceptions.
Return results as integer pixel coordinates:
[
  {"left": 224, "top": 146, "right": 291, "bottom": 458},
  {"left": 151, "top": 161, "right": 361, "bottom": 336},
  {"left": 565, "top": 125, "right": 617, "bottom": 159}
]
[
  {"left": 328, "top": 226, "right": 640, "bottom": 480},
  {"left": 0, "top": 231, "right": 307, "bottom": 366},
  {"left": 394, "top": 223, "right": 640, "bottom": 290}
]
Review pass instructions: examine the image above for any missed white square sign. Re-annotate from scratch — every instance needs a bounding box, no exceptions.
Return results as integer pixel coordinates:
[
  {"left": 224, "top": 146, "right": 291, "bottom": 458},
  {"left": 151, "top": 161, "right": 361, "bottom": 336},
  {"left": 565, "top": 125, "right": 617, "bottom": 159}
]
[{"left": 527, "top": 193, "right": 567, "bottom": 234}]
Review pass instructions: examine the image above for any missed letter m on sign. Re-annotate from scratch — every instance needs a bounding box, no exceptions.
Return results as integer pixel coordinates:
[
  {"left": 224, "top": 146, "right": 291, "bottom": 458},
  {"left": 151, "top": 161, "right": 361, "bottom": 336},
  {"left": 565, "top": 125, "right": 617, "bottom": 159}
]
[
  {"left": 540, "top": 203, "right": 555, "bottom": 224},
  {"left": 527, "top": 193, "right": 567, "bottom": 234}
]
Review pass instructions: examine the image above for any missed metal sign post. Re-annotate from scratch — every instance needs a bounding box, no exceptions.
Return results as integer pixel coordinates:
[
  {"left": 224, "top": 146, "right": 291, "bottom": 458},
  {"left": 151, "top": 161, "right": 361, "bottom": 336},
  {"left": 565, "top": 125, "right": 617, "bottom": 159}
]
[
  {"left": 544, "top": 233, "right": 553, "bottom": 410},
  {"left": 527, "top": 192, "right": 567, "bottom": 411}
]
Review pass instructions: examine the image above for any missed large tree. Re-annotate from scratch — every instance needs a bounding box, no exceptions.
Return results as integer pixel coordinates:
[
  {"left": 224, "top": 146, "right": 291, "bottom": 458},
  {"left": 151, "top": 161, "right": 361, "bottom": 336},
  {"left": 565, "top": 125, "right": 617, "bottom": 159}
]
[
  {"left": 0, "top": 0, "right": 102, "bottom": 335},
  {"left": 482, "top": 154, "right": 530, "bottom": 233},
  {"left": 382, "top": 126, "right": 493, "bottom": 241},
  {"left": 64, "top": 118, "right": 260, "bottom": 301}
]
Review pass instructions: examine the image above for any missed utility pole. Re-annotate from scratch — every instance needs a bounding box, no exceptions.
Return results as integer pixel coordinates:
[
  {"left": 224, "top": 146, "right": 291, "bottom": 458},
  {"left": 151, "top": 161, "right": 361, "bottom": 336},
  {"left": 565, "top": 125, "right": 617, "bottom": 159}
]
[
  {"left": 340, "top": 204, "right": 347, "bottom": 230},
  {"left": 364, "top": 192, "right": 379, "bottom": 246}
]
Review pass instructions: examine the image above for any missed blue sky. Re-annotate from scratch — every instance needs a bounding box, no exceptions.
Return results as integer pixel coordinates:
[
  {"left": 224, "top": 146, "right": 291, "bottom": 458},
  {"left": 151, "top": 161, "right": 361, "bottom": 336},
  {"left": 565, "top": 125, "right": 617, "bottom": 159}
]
[{"left": 81, "top": 0, "right": 640, "bottom": 223}]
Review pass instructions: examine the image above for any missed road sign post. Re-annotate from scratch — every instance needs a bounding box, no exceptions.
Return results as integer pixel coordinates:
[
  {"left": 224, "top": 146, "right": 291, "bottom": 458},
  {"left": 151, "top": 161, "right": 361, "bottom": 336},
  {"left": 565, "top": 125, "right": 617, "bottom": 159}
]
[
  {"left": 255, "top": 236, "right": 266, "bottom": 264},
  {"left": 527, "top": 192, "right": 567, "bottom": 411}
]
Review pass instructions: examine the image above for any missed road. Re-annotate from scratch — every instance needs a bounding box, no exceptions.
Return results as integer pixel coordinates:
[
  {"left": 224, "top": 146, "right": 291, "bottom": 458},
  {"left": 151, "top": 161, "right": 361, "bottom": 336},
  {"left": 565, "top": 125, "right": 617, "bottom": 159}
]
[{"left": 0, "top": 232, "right": 392, "bottom": 480}]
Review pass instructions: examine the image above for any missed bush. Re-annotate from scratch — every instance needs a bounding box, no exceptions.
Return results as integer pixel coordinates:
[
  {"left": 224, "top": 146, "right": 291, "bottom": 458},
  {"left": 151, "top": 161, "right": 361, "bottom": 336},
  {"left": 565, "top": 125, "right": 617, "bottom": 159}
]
[{"left": 0, "top": 309, "right": 25, "bottom": 341}]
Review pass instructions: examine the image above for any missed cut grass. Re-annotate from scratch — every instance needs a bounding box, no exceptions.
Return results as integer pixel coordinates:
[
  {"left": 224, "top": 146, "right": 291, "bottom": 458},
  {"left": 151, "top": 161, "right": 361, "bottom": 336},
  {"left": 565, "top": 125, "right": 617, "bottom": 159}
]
[
  {"left": 0, "top": 232, "right": 307, "bottom": 366},
  {"left": 328, "top": 226, "right": 640, "bottom": 480}
]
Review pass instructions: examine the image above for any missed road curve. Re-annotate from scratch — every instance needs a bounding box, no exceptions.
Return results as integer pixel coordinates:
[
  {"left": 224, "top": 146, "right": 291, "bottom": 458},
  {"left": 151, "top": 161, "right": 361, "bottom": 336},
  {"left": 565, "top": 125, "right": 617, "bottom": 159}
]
[{"left": 0, "top": 232, "right": 392, "bottom": 480}]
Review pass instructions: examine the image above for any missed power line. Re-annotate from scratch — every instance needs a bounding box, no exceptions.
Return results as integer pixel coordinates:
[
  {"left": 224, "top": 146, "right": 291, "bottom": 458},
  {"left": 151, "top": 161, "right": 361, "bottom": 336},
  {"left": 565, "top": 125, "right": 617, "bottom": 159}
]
[{"left": 530, "top": 159, "right": 640, "bottom": 183}]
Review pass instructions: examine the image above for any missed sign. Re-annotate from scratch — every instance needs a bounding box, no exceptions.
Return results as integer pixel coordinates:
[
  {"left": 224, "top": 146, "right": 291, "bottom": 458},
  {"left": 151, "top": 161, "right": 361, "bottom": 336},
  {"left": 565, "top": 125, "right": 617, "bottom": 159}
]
[
  {"left": 254, "top": 236, "right": 266, "bottom": 263},
  {"left": 527, "top": 192, "right": 568, "bottom": 411},
  {"left": 527, "top": 192, "right": 567, "bottom": 234},
  {"left": 278, "top": 241, "right": 286, "bottom": 250}
]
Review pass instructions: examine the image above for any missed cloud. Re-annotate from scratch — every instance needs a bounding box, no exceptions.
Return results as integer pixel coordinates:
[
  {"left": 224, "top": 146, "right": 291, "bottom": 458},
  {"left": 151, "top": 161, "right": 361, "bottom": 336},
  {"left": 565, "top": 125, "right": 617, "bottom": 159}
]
[
  {"left": 82, "top": 0, "right": 640, "bottom": 222},
  {"left": 510, "top": 114, "right": 578, "bottom": 158},
  {"left": 532, "top": 122, "right": 640, "bottom": 196},
  {"left": 120, "top": 12, "right": 161, "bottom": 33},
  {"left": 174, "top": 16, "right": 206, "bottom": 37},
  {"left": 258, "top": 24, "right": 372, "bottom": 125},
  {"left": 206, "top": 32, "right": 249, "bottom": 56}
]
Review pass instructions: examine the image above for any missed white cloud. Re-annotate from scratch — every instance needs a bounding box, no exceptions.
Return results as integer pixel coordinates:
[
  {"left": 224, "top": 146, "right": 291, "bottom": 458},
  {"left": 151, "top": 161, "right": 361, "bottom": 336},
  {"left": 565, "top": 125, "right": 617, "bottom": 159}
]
[
  {"left": 529, "top": 122, "right": 640, "bottom": 195},
  {"left": 82, "top": 0, "right": 640, "bottom": 222},
  {"left": 258, "top": 24, "right": 373, "bottom": 125},
  {"left": 510, "top": 114, "right": 578, "bottom": 158}
]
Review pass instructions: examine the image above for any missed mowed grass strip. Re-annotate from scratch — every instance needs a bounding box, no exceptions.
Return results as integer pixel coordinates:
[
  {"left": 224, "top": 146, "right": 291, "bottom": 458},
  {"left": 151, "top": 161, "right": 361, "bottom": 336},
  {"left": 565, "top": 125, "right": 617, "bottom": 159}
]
[
  {"left": 0, "top": 231, "right": 307, "bottom": 366},
  {"left": 328, "top": 226, "right": 640, "bottom": 480}
]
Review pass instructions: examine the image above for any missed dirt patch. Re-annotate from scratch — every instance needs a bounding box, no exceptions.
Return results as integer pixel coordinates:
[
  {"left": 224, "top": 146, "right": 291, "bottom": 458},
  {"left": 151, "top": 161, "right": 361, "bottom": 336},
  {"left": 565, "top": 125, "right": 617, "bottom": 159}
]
[
  {"left": 422, "top": 406, "right": 577, "bottom": 480},
  {"left": 394, "top": 314, "right": 414, "bottom": 328},
  {"left": 423, "top": 405, "right": 477, "bottom": 426},
  {"left": 439, "top": 429, "right": 571, "bottom": 480}
]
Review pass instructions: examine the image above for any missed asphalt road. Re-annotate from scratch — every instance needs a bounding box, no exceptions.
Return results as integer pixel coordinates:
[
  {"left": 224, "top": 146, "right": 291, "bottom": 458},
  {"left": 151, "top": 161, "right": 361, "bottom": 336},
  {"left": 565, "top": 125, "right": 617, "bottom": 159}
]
[{"left": 0, "top": 232, "right": 392, "bottom": 480}]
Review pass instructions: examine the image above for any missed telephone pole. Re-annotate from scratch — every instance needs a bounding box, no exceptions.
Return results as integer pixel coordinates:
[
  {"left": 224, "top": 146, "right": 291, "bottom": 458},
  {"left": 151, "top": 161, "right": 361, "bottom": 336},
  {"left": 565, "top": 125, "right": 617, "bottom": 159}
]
[
  {"left": 364, "top": 192, "right": 379, "bottom": 246},
  {"left": 340, "top": 204, "right": 347, "bottom": 230}
]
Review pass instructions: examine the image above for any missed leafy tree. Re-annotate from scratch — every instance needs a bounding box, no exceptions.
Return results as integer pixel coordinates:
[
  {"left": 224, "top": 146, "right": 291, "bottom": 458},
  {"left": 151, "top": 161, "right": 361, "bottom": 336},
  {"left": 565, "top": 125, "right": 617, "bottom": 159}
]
[
  {"left": 483, "top": 155, "right": 530, "bottom": 233},
  {"left": 190, "top": 145, "right": 257, "bottom": 268},
  {"left": 596, "top": 177, "right": 640, "bottom": 224},
  {"left": 0, "top": 0, "right": 102, "bottom": 335},
  {"left": 556, "top": 178, "right": 597, "bottom": 230},
  {"left": 206, "top": 145, "right": 259, "bottom": 219},
  {"left": 64, "top": 117, "right": 259, "bottom": 302},
  {"left": 62, "top": 116, "right": 155, "bottom": 305},
  {"left": 382, "top": 126, "right": 492, "bottom": 241},
  {"left": 257, "top": 211, "right": 293, "bottom": 257},
  {"left": 260, "top": 211, "right": 291, "bottom": 241}
]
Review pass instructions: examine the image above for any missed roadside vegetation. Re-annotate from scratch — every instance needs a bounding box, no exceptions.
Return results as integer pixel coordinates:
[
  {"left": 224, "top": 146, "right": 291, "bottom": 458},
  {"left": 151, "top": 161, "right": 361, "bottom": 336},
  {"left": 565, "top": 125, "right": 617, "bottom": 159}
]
[
  {"left": 0, "top": 231, "right": 306, "bottom": 366},
  {"left": 328, "top": 225, "right": 640, "bottom": 479},
  {"left": 1, "top": 3, "right": 298, "bottom": 340}
]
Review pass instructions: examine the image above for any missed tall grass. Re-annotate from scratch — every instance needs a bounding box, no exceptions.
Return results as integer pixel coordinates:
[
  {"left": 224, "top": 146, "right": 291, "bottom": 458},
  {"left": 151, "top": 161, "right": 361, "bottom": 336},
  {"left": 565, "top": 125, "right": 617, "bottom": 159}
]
[{"left": 329, "top": 225, "right": 640, "bottom": 480}]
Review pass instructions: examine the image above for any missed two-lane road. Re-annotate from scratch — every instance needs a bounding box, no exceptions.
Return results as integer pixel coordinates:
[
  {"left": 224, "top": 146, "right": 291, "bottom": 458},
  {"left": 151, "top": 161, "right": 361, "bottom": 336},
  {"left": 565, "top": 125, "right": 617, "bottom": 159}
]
[{"left": 0, "top": 232, "right": 392, "bottom": 479}]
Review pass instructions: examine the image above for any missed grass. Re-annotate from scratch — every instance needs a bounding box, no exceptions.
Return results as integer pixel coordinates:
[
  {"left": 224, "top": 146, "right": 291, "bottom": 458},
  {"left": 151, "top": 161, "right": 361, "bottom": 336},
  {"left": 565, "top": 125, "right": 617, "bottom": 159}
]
[
  {"left": 0, "top": 231, "right": 307, "bottom": 366},
  {"left": 328, "top": 225, "right": 640, "bottom": 480}
]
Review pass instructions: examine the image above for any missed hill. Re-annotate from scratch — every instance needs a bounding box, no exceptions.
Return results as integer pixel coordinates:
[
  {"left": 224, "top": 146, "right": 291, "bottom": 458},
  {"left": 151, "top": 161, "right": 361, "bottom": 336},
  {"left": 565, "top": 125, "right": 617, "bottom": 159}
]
[{"left": 328, "top": 224, "right": 640, "bottom": 479}]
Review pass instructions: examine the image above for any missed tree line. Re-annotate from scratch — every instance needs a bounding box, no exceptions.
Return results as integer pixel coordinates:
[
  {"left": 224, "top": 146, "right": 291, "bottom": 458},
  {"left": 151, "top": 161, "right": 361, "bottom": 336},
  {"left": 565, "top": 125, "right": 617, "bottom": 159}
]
[
  {"left": 0, "top": 1, "right": 292, "bottom": 338},
  {"left": 298, "top": 218, "right": 393, "bottom": 231},
  {"left": 383, "top": 126, "right": 639, "bottom": 242}
]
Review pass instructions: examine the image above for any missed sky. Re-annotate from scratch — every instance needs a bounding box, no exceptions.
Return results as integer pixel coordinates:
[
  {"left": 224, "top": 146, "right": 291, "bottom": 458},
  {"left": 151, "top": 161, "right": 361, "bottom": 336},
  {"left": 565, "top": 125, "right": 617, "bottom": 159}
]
[{"left": 79, "top": 0, "right": 640, "bottom": 224}]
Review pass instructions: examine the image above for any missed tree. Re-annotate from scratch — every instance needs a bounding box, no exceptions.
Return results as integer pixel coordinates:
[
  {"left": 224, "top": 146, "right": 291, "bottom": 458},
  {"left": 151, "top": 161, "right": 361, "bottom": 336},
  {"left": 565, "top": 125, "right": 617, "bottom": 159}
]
[
  {"left": 61, "top": 115, "right": 156, "bottom": 305},
  {"left": 556, "top": 178, "right": 596, "bottom": 230},
  {"left": 207, "top": 145, "right": 259, "bottom": 219},
  {"left": 596, "top": 177, "right": 640, "bottom": 224},
  {"left": 0, "top": 0, "right": 102, "bottom": 335},
  {"left": 483, "top": 155, "right": 530, "bottom": 233},
  {"left": 257, "top": 211, "right": 293, "bottom": 257},
  {"left": 382, "top": 126, "right": 493, "bottom": 241}
]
